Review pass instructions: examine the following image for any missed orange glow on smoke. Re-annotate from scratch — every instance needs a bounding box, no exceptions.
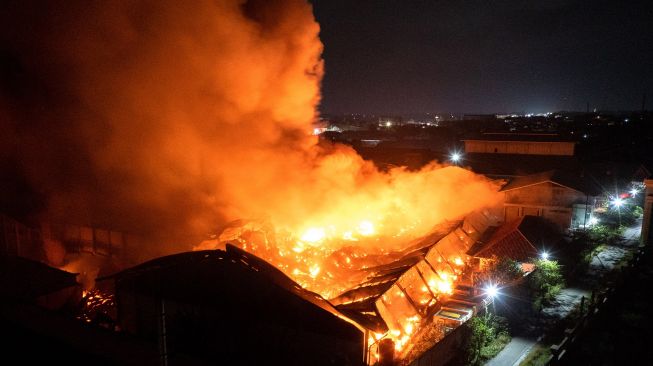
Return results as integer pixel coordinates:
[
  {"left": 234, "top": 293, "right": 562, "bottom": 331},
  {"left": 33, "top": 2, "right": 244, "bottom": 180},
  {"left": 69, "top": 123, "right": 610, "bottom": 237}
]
[
  {"left": 1, "top": 0, "right": 503, "bottom": 359},
  {"left": 196, "top": 163, "right": 501, "bottom": 299}
]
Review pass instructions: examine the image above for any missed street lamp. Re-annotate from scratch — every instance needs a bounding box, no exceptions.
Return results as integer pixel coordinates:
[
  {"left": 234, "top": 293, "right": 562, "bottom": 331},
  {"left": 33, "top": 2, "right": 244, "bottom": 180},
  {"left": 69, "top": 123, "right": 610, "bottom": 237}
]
[
  {"left": 449, "top": 151, "right": 462, "bottom": 164},
  {"left": 610, "top": 197, "right": 624, "bottom": 208},
  {"left": 485, "top": 284, "right": 498, "bottom": 298},
  {"left": 540, "top": 251, "right": 549, "bottom": 261},
  {"left": 484, "top": 284, "right": 498, "bottom": 314}
]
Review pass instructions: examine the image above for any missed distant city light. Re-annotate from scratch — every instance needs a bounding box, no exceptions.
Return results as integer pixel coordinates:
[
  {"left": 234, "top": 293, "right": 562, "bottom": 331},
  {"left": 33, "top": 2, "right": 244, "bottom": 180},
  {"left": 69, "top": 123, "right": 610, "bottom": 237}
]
[
  {"left": 385, "top": 121, "right": 392, "bottom": 127},
  {"left": 540, "top": 251, "right": 549, "bottom": 261},
  {"left": 485, "top": 284, "right": 498, "bottom": 298},
  {"left": 630, "top": 188, "right": 639, "bottom": 196}
]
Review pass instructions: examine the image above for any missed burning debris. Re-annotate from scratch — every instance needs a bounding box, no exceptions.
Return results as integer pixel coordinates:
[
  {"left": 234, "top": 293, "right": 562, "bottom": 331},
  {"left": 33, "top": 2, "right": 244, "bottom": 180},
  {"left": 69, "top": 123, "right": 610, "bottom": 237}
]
[
  {"left": 78, "top": 289, "right": 116, "bottom": 328},
  {"left": 196, "top": 209, "right": 502, "bottom": 364}
]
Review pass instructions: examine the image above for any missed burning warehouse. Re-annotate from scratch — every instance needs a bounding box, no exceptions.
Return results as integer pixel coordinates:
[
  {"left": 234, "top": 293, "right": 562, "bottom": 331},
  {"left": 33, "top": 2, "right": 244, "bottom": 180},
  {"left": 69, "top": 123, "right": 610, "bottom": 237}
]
[
  {"left": 98, "top": 245, "right": 365, "bottom": 365},
  {"left": 89, "top": 208, "right": 505, "bottom": 365},
  {"left": 1, "top": 0, "right": 511, "bottom": 365},
  {"left": 184, "top": 208, "right": 503, "bottom": 365}
]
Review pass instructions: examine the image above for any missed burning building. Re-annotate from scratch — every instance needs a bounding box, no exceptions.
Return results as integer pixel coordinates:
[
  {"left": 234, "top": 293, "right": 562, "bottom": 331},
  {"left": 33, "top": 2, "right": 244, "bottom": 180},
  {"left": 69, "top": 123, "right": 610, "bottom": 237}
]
[
  {"left": 2, "top": 1, "right": 508, "bottom": 364},
  {"left": 190, "top": 208, "right": 503, "bottom": 364},
  {"left": 98, "top": 245, "right": 365, "bottom": 365}
]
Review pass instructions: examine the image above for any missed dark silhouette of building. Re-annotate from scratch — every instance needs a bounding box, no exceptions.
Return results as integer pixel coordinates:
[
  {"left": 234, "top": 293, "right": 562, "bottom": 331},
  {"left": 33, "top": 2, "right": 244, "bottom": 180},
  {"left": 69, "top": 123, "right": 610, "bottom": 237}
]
[{"left": 98, "top": 245, "right": 364, "bottom": 366}]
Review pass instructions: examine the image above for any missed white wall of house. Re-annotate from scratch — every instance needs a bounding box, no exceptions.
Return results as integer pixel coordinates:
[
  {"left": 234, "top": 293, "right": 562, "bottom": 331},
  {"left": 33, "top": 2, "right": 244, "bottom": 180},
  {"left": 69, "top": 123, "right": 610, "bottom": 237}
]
[{"left": 503, "top": 182, "right": 595, "bottom": 230}]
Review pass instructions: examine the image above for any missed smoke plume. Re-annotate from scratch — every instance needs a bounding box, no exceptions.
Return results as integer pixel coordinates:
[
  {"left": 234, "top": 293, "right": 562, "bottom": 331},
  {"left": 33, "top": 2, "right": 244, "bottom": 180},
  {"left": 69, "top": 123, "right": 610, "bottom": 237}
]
[{"left": 0, "top": 0, "right": 502, "bottom": 260}]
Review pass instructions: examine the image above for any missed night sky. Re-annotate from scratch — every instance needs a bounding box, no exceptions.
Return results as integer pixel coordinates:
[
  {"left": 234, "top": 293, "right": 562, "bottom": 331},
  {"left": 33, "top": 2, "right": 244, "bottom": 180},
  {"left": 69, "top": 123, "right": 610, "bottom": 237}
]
[{"left": 312, "top": 0, "right": 653, "bottom": 114}]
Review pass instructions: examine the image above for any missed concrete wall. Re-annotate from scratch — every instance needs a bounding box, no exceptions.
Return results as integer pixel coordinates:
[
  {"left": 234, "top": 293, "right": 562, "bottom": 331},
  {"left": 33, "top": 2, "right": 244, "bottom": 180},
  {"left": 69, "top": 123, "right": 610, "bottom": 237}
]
[
  {"left": 408, "top": 323, "right": 470, "bottom": 366},
  {"left": 464, "top": 140, "right": 575, "bottom": 156},
  {"left": 642, "top": 179, "right": 653, "bottom": 245}
]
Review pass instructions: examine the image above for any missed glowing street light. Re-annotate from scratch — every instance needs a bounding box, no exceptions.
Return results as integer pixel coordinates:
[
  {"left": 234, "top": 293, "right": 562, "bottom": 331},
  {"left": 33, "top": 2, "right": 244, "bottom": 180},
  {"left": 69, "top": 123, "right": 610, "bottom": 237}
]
[
  {"left": 630, "top": 188, "right": 639, "bottom": 197},
  {"left": 484, "top": 284, "right": 499, "bottom": 314},
  {"left": 540, "top": 251, "right": 549, "bottom": 261},
  {"left": 449, "top": 151, "right": 462, "bottom": 164},
  {"left": 610, "top": 197, "right": 625, "bottom": 208},
  {"left": 484, "top": 284, "right": 498, "bottom": 298}
]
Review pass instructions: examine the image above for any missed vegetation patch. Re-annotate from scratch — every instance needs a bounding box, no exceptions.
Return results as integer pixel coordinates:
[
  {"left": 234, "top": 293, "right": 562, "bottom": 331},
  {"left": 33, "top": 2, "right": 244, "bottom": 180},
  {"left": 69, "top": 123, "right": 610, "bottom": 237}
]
[
  {"left": 519, "top": 343, "right": 552, "bottom": 366},
  {"left": 465, "top": 313, "right": 510, "bottom": 365},
  {"left": 529, "top": 258, "right": 564, "bottom": 310}
]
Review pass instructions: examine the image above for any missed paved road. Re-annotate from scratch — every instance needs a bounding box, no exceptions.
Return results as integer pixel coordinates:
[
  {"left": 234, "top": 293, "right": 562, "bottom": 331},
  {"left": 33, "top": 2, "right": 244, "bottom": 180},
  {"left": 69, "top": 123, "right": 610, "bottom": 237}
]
[
  {"left": 623, "top": 217, "right": 642, "bottom": 242},
  {"left": 485, "top": 335, "right": 538, "bottom": 366},
  {"left": 485, "top": 219, "right": 643, "bottom": 365}
]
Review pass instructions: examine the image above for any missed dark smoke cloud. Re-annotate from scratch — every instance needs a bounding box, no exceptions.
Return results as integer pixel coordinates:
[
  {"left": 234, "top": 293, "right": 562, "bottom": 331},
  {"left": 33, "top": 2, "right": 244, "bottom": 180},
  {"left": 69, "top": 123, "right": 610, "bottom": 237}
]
[
  {"left": 1, "top": 0, "right": 501, "bottom": 265},
  {"left": 1, "top": 0, "right": 323, "bottom": 255}
]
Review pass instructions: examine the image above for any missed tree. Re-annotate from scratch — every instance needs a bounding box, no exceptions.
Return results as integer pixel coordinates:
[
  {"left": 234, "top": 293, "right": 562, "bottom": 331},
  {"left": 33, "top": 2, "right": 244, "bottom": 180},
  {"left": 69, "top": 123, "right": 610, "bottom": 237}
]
[
  {"left": 529, "top": 259, "right": 564, "bottom": 309},
  {"left": 467, "top": 316, "right": 494, "bottom": 365},
  {"left": 476, "top": 257, "right": 524, "bottom": 288},
  {"left": 465, "top": 313, "right": 510, "bottom": 365}
]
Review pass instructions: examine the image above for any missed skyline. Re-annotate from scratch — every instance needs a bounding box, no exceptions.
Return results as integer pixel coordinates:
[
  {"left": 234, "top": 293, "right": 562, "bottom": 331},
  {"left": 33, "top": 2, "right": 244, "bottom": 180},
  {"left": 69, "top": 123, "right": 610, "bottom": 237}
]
[{"left": 312, "top": 0, "right": 653, "bottom": 115}]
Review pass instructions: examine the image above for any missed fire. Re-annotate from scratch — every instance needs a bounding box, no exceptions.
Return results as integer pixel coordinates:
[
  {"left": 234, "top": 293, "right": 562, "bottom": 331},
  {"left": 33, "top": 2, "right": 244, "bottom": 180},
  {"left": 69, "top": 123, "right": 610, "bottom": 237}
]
[
  {"left": 78, "top": 289, "right": 116, "bottom": 328},
  {"left": 358, "top": 220, "right": 375, "bottom": 236},
  {"left": 2, "top": 0, "right": 503, "bottom": 362},
  {"left": 301, "top": 227, "right": 326, "bottom": 243}
]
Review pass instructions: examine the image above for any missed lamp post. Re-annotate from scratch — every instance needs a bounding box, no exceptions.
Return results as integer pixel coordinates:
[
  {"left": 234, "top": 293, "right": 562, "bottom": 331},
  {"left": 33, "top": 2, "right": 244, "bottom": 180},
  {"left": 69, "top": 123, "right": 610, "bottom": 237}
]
[{"left": 484, "top": 284, "right": 498, "bottom": 314}]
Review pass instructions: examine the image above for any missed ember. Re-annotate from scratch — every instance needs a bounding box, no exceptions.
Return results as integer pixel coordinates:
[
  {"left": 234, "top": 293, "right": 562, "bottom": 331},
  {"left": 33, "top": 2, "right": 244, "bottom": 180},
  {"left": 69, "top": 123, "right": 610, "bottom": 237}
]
[{"left": 78, "top": 289, "right": 116, "bottom": 328}]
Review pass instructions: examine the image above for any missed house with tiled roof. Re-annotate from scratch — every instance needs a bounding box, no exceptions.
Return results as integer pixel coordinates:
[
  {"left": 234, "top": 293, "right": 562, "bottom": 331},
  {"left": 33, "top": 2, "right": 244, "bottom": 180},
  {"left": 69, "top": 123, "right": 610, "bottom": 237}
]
[{"left": 467, "top": 216, "right": 562, "bottom": 263}]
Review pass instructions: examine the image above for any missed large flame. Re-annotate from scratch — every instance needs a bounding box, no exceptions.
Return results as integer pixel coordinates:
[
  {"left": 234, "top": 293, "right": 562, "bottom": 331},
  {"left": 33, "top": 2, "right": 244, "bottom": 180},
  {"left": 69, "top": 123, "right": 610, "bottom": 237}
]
[
  {"left": 2, "top": 0, "right": 501, "bottom": 360},
  {"left": 197, "top": 162, "right": 501, "bottom": 298}
]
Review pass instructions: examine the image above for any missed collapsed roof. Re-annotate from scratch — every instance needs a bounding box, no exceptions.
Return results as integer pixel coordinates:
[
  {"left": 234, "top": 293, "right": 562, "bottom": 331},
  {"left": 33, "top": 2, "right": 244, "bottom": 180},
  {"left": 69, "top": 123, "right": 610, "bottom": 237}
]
[{"left": 330, "top": 209, "right": 502, "bottom": 333}]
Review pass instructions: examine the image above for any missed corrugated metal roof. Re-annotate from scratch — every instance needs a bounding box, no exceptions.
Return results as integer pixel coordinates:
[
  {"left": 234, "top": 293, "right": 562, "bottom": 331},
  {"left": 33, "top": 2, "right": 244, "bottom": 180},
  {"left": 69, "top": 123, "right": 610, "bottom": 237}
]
[
  {"left": 100, "top": 245, "right": 365, "bottom": 333},
  {"left": 0, "top": 256, "right": 78, "bottom": 300}
]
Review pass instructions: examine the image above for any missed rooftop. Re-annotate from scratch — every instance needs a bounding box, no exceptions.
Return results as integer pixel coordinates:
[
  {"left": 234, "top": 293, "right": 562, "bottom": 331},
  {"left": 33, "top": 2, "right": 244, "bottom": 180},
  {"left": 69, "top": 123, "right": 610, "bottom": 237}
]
[
  {"left": 0, "top": 256, "right": 78, "bottom": 301},
  {"left": 100, "top": 245, "right": 364, "bottom": 335},
  {"left": 500, "top": 169, "right": 602, "bottom": 196},
  {"left": 463, "top": 132, "right": 577, "bottom": 143},
  {"left": 468, "top": 216, "right": 562, "bottom": 262}
]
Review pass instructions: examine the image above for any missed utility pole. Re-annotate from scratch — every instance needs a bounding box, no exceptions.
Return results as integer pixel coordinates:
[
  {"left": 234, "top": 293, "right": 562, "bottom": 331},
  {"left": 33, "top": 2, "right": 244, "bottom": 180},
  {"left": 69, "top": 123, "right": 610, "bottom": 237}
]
[{"left": 642, "top": 93, "right": 647, "bottom": 113}]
